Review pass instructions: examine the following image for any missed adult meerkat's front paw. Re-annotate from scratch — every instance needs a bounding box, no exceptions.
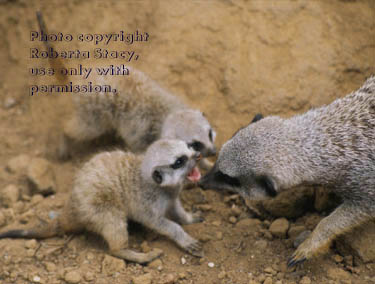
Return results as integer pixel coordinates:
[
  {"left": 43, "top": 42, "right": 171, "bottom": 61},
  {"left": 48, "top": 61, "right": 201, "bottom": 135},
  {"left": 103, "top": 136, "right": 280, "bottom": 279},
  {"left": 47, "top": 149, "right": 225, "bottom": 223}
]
[
  {"left": 183, "top": 238, "right": 204, "bottom": 257},
  {"left": 191, "top": 211, "right": 204, "bottom": 223}
]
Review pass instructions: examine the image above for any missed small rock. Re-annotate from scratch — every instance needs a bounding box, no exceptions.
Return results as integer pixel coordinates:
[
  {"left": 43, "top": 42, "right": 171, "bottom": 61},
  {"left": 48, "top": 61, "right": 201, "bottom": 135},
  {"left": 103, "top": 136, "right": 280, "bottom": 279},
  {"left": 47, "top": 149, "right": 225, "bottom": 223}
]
[
  {"left": 269, "top": 218, "right": 290, "bottom": 238},
  {"left": 141, "top": 241, "right": 151, "bottom": 253},
  {"left": 178, "top": 272, "right": 187, "bottom": 279},
  {"left": 84, "top": 271, "right": 95, "bottom": 281},
  {"left": 132, "top": 273, "right": 152, "bottom": 284},
  {"left": 344, "top": 255, "right": 354, "bottom": 267},
  {"left": 212, "top": 220, "right": 221, "bottom": 226},
  {"left": 229, "top": 216, "right": 237, "bottom": 224},
  {"left": 181, "top": 257, "right": 187, "bottom": 265},
  {"left": 102, "top": 254, "right": 126, "bottom": 275},
  {"left": 196, "top": 204, "right": 212, "bottom": 211},
  {"left": 0, "top": 184, "right": 20, "bottom": 207},
  {"left": 199, "top": 233, "right": 212, "bottom": 243},
  {"left": 208, "top": 262, "right": 215, "bottom": 268},
  {"left": 27, "top": 158, "right": 56, "bottom": 195},
  {"left": 148, "top": 258, "right": 162, "bottom": 269},
  {"left": 30, "top": 194, "right": 44, "bottom": 205},
  {"left": 0, "top": 210, "right": 6, "bottom": 227},
  {"left": 218, "top": 271, "right": 226, "bottom": 279},
  {"left": 26, "top": 248, "right": 36, "bottom": 257},
  {"left": 293, "top": 230, "right": 311, "bottom": 248},
  {"left": 64, "top": 271, "right": 81, "bottom": 284},
  {"left": 45, "top": 262, "right": 56, "bottom": 272},
  {"left": 254, "top": 240, "right": 268, "bottom": 250},
  {"left": 326, "top": 267, "right": 351, "bottom": 281},
  {"left": 32, "top": 275, "right": 41, "bottom": 283},
  {"left": 230, "top": 206, "right": 242, "bottom": 216},
  {"left": 25, "top": 239, "right": 38, "bottom": 249},
  {"left": 333, "top": 254, "right": 344, "bottom": 263},
  {"left": 216, "top": 231, "right": 223, "bottom": 240},
  {"left": 6, "top": 154, "right": 31, "bottom": 174},
  {"left": 236, "top": 218, "right": 261, "bottom": 228},
  {"left": 264, "top": 267, "right": 276, "bottom": 275},
  {"left": 3, "top": 97, "right": 17, "bottom": 109},
  {"left": 48, "top": 211, "right": 59, "bottom": 220},
  {"left": 299, "top": 276, "right": 311, "bottom": 284},
  {"left": 162, "top": 273, "right": 175, "bottom": 284},
  {"left": 264, "top": 276, "right": 273, "bottom": 284}
]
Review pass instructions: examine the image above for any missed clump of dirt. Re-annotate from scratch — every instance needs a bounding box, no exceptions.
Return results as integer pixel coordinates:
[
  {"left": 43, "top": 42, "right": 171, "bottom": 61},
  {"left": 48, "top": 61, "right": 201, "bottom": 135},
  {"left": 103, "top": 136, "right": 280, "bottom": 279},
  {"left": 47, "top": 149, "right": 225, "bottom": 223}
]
[{"left": 0, "top": 0, "right": 374, "bottom": 283}]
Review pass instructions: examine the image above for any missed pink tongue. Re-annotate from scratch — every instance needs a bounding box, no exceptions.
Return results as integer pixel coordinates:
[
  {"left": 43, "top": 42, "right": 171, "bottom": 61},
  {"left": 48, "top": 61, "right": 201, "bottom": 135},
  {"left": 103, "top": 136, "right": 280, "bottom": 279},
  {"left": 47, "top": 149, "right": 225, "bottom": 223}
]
[{"left": 187, "top": 167, "right": 201, "bottom": 182}]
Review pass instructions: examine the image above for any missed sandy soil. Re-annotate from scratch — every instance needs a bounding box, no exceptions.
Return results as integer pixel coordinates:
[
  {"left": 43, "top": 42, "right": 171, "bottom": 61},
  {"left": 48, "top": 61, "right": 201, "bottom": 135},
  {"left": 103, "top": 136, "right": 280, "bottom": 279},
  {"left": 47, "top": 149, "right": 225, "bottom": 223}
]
[{"left": 0, "top": 0, "right": 374, "bottom": 283}]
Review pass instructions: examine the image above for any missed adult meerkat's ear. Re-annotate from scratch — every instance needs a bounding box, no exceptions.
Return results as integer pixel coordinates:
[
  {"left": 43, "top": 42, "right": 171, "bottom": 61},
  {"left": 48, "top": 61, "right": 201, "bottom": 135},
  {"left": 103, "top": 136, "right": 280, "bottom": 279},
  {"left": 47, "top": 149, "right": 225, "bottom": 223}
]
[{"left": 251, "top": 113, "right": 264, "bottom": 124}]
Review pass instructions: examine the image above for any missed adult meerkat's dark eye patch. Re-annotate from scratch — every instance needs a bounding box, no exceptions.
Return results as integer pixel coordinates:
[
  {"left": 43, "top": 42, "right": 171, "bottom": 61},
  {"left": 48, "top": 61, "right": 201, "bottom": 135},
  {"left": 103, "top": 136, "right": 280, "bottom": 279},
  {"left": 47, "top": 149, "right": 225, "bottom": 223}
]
[
  {"left": 171, "top": 155, "right": 188, "bottom": 169},
  {"left": 256, "top": 175, "right": 277, "bottom": 197},
  {"left": 214, "top": 171, "right": 241, "bottom": 187},
  {"left": 209, "top": 129, "right": 213, "bottom": 142}
]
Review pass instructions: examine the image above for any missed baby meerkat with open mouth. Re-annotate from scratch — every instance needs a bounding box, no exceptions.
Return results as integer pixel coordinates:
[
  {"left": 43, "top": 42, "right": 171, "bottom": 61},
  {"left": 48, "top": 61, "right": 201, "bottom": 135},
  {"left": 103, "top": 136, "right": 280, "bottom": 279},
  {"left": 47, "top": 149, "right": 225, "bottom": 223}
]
[{"left": 0, "top": 139, "right": 204, "bottom": 263}]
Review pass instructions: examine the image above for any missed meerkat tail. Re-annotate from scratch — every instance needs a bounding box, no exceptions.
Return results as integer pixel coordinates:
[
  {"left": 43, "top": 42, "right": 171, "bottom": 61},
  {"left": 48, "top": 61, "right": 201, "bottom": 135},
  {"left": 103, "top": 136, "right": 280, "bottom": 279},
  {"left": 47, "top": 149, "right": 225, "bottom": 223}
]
[
  {"left": 0, "top": 218, "right": 61, "bottom": 239},
  {"left": 36, "top": 11, "right": 69, "bottom": 84}
]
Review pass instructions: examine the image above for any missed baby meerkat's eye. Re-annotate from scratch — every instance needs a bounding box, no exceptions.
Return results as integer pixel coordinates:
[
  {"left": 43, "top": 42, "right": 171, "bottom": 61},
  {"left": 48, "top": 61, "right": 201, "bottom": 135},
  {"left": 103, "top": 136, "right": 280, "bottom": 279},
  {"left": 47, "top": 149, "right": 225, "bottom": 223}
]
[
  {"left": 209, "top": 129, "right": 213, "bottom": 142},
  {"left": 171, "top": 155, "right": 188, "bottom": 169},
  {"left": 188, "top": 141, "right": 204, "bottom": 152}
]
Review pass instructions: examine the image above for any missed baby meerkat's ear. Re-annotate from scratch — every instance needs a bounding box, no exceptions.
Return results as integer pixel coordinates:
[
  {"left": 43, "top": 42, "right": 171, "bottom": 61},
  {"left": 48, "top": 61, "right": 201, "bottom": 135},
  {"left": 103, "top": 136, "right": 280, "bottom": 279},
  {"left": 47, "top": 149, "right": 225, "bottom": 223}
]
[{"left": 251, "top": 113, "right": 264, "bottom": 124}]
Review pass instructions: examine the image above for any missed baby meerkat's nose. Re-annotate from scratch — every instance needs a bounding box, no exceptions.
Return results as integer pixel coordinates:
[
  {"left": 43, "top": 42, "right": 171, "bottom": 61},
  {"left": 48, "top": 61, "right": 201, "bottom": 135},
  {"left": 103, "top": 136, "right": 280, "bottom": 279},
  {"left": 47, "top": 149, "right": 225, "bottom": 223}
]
[{"left": 194, "top": 153, "right": 202, "bottom": 161}]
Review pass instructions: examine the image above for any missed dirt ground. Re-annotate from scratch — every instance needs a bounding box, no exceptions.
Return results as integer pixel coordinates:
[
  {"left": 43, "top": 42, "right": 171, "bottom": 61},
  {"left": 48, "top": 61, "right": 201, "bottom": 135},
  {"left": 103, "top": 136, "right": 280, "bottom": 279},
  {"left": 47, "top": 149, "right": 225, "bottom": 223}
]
[{"left": 0, "top": 0, "right": 374, "bottom": 283}]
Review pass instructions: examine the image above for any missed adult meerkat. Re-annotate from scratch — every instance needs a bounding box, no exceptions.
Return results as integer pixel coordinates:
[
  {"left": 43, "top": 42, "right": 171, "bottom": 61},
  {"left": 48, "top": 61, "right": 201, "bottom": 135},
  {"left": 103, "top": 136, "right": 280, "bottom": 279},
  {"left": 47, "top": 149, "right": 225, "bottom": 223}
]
[
  {"left": 0, "top": 139, "right": 204, "bottom": 263},
  {"left": 36, "top": 12, "right": 216, "bottom": 169},
  {"left": 199, "top": 76, "right": 375, "bottom": 266}
]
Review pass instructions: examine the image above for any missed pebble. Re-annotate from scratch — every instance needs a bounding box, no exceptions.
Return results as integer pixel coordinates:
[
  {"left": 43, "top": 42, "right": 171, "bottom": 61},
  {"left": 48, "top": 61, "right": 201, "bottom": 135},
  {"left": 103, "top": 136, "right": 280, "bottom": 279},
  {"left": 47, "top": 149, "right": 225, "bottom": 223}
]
[
  {"left": 264, "top": 276, "right": 273, "bottom": 284},
  {"left": 216, "top": 231, "right": 223, "bottom": 240},
  {"left": 30, "top": 194, "right": 44, "bottom": 205},
  {"left": 230, "top": 206, "right": 242, "bottom": 216},
  {"left": 299, "top": 276, "right": 312, "bottom": 284},
  {"left": 3, "top": 97, "right": 17, "bottom": 109},
  {"left": 6, "top": 154, "right": 31, "bottom": 174},
  {"left": 229, "top": 216, "right": 237, "bottom": 224},
  {"left": 0, "top": 210, "right": 6, "bottom": 227},
  {"left": 181, "top": 257, "right": 187, "bottom": 265},
  {"left": 218, "top": 271, "right": 226, "bottom": 279},
  {"left": 102, "top": 254, "right": 126, "bottom": 275},
  {"left": 32, "top": 275, "right": 41, "bottom": 283},
  {"left": 288, "top": 225, "right": 306, "bottom": 239},
  {"left": 163, "top": 273, "right": 175, "bottom": 284},
  {"left": 196, "top": 204, "right": 212, "bottom": 211},
  {"left": 141, "top": 241, "right": 151, "bottom": 253},
  {"left": 236, "top": 218, "right": 261, "bottom": 228},
  {"left": 45, "top": 262, "right": 56, "bottom": 272},
  {"left": 27, "top": 158, "right": 56, "bottom": 195},
  {"left": 148, "top": 259, "right": 163, "bottom": 270},
  {"left": 84, "top": 271, "right": 95, "bottom": 281},
  {"left": 212, "top": 220, "right": 221, "bottom": 226},
  {"left": 132, "top": 273, "right": 152, "bottom": 284},
  {"left": 333, "top": 254, "right": 344, "bottom": 263},
  {"left": 264, "top": 267, "right": 277, "bottom": 275},
  {"left": 208, "top": 262, "right": 215, "bottom": 268},
  {"left": 64, "top": 271, "right": 81, "bottom": 284},
  {"left": 326, "top": 267, "right": 351, "bottom": 281},
  {"left": 25, "top": 239, "right": 38, "bottom": 249},
  {"left": 1, "top": 184, "right": 20, "bottom": 207},
  {"left": 269, "top": 218, "right": 290, "bottom": 238}
]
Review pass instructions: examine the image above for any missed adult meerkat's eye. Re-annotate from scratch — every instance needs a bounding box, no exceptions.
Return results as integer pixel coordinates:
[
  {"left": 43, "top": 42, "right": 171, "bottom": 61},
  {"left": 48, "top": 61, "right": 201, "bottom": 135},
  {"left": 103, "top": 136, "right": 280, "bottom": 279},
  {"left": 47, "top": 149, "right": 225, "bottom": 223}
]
[
  {"left": 188, "top": 141, "right": 204, "bottom": 152},
  {"left": 171, "top": 155, "right": 188, "bottom": 169}
]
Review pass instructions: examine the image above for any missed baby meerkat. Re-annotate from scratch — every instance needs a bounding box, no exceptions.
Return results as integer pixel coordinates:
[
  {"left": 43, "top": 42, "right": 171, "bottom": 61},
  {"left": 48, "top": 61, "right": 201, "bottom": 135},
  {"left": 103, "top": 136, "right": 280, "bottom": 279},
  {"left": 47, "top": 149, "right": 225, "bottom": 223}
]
[
  {"left": 200, "top": 76, "right": 375, "bottom": 266},
  {"left": 0, "top": 139, "right": 204, "bottom": 263},
  {"left": 36, "top": 12, "right": 216, "bottom": 169}
]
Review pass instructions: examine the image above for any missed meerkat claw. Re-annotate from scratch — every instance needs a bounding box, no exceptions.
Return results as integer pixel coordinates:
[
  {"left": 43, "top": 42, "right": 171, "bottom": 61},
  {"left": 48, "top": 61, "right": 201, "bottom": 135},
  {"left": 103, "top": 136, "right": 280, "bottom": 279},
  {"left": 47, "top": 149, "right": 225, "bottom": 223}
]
[
  {"left": 185, "top": 241, "right": 203, "bottom": 257},
  {"left": 287, "top": 255, "right": 306, "bottom": 267}
]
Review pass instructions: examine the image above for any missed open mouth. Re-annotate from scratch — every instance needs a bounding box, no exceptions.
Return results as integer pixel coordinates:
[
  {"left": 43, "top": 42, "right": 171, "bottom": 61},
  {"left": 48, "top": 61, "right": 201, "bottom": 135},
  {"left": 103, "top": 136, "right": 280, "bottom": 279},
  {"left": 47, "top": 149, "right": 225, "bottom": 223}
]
[{"left": 187, "top": 167, "right": 201, "bottom": 182}]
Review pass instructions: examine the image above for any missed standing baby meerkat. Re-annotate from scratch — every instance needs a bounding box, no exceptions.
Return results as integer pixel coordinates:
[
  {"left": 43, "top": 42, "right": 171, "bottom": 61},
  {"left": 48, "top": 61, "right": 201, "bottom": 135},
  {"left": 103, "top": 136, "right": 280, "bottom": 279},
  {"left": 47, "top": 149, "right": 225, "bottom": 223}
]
[
  {"left": 0, "top": 139, "right": 204, "bottom": 263},
  {"left": 36, "top": 12, "right": 216, "bottom": 169},
  {"left": 199, "top": 76, "right": 375, "bottom": 266}
]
